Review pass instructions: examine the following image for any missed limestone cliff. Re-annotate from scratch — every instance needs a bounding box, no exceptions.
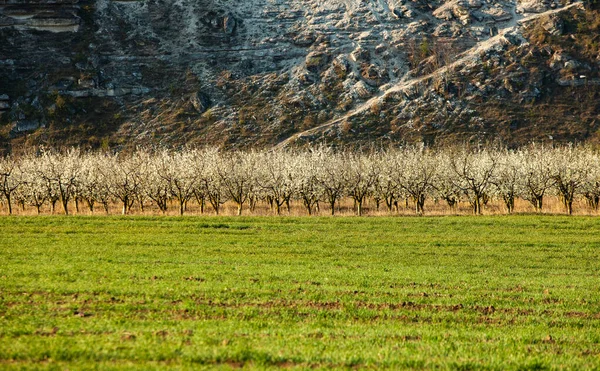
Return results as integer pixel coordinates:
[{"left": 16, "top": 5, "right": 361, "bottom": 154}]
[{"left": 0, "top": 0, "right": 598, "bottom": 151}]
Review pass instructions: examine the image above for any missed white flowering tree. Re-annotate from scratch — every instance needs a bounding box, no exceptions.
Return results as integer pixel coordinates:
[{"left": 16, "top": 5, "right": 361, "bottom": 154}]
[
  {"left": 433, "top": 151, "right": 462, "bottom": 210},
  {"left": 0, "top": 155, "right": 24, "bottom": 215},
  {"left": 493, "top": 150, "right": 521, "bottom": 214},
  {"left": 450, "top": 148, "right": 498, "bottom": 215},
  {"left": 315, "top": 149, "right": 347, "bottom": 216},
  {"left": 581, "top": 151, "right": 600, "bottom": 210},
  {"left": 77, "top": 153, "right": 108, "bottom": 213},
  {"left": 19, "top": 155, "right": 47, "bottom": 214},
  {"left": 294, "top": 150, "right": 322, "bottom": 215},
  {"left": 172, "top": 150, "right": 200, "bottom": 215},
  {"left": 257, "top": 151, "right": 297, "bottom": 215},
  {"left": 217, "top": 151, "right": 258, "bottom": 216},
  {"left": 370, "top": 151, "right": 400, "bottom": 212},
  {"left": 37, "top": 148, "right": 81, "bottom": 215},
  {"left": 552, "top": 146, "right": 591, "bottom": 215},
  {"left": 141, "top": 151, "right": 170, "bottom": 213},
  {"left": 518, "top": 145, "right": 555, "bottom": 212},
  {"left": 105, "top": 152, "right": 145, "bottom": 215},
  {"left": 395, "top": 148, "right": 438, "bottom": 214},
  {"left": 198, "top": 149, "right": 228, "bottom": 215},
  {"left": 343, "top": 152, "right": 380, "bottom": 216}
]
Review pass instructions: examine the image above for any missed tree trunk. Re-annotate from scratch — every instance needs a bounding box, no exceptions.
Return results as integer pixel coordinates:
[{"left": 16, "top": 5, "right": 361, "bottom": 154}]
[
  {"left": 586, "top": 194, "right": 599, "bottom": 210},
  {"left": 385, "top": 196, "right": 393, "bottom": 212},
  {"left": 415, "top": 194, "right": 425, "bottom": 214},
  {"left": 305, "top": 202, "right": 312, "bottom": 215},
  {"left": 87, "top": 199, "right": 95, "bottom": 213},
  {"left": 5, "top": 193, "right": 12, "bottom": 215},
  {"left": 504, "top": 195, "right": 514, "bottom": 214},
  {"left": 536, "top": 196, "right": 543, "bottom": 212},
  {"left": 61, "top": 197, "right": 69, "bottom": 216},
  {"left": 473, "top": 194, "right": 481, "bottom": 215}
]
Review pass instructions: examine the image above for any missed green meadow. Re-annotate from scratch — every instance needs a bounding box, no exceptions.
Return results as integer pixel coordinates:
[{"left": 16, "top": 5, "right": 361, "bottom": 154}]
[{"left": 1, "top": 216, "right": 599, "bottom": 370}]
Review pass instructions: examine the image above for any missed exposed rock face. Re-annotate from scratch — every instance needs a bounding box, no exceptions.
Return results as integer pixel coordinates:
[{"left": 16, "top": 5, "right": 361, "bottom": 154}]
[
  {"left": 518, "top": 0, "right": 550, "bottom": 14},
  {"left": 0, "top": 0, "right": 598, "bottom": 151}
]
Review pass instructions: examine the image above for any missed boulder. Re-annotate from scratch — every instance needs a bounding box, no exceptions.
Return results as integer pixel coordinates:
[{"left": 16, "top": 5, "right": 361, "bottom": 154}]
[
  {"left": 466, "top": 0, "right": 483, "bottom": 9},
  {"left": 517, "top": 1, "right": 548, "bottom": 13},
  {"left": 471, "top": 11, "right": 485, "bottom": 22},
  {"left": 351, "top": 81, "right": 372, "bottom": 99},
  {"left": 223, "top": 14, "right": 236, "bottom": 35},
  {"left": 351, "top": 47, "right": 370, "bottom": 62},
  {"left": 564, "top": 60, "right": 580, "bottom": 71},
  {"left": 503, "top": 31, "right": 525, "bottom": 46},
  {"left": 542, "top": 14, "right": 564, "bottom": 36},
  {"left": 392, "top": 7, "right": 403, "bottom": 19},
  {"left": 452, "top": 4, "right": 472, "bottom": 25},
  {"left": 78, "top": 78, "right": 95, "bottom": 89},
  {"left": 190, "top": 92, "right": 211, "bottom": 114},
  {"left": 433, "top": 7, "right": 454, "bottom": 21},
  {"left": 433, "top": 22, "right": 463, "bottom": 37},
  {"left": 483, "top": 7, "right": 513, "bottom": 22},
  {"left": 305, "top": 51, "right": 330, "bottom": 73},
  {"left": 14, "top": 120, "right": 41, "bottom": 133},
  {"left": 361, "top": 64, "right": 385, "bottom": 87},
  {"left": 332, "top": 56, "right": 350, "bottom": 78},
  {"left": 293, "top": 32, "right": 316, "bottom": 47}
]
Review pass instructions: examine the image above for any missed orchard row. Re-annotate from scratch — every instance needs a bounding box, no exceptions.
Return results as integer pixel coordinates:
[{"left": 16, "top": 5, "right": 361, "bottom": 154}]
[{"left": 0, "top": 145, "right": 597, "bottom": 216}]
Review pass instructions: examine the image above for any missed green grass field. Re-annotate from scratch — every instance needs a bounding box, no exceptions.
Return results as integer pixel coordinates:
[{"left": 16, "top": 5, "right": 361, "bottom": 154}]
[{"left": 1, "top": 216, "right": 600, "bottom": 370}]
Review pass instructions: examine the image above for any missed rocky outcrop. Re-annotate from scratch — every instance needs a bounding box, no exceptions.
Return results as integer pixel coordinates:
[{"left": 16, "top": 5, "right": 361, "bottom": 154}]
[
  {"left": 0, "top": 0, "right": 597, "bottom": 151},
  {"left": 0, "top": 2, "right": 80, "bottom": 32}
]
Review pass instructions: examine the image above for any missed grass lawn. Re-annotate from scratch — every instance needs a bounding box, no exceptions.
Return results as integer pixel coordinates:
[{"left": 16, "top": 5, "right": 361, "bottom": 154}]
[{"left": 1, "top": 215, "right": 600, "bottom": 369}]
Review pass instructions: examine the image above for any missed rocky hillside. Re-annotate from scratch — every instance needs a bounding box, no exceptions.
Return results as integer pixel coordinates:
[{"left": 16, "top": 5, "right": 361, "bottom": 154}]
[{"left": 0, "top": 0, "right": 599, "bottom": 151}]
